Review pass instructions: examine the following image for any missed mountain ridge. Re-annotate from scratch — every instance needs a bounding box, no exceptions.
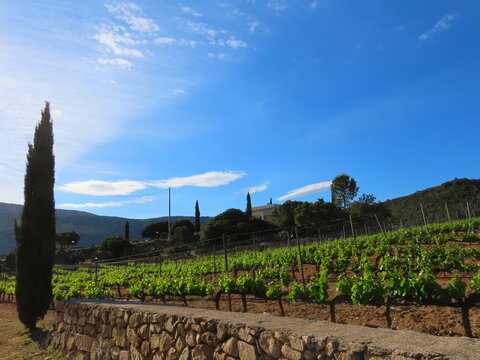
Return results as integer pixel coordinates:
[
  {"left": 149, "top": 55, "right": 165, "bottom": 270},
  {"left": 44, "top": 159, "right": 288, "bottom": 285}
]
[
  {"left": 0, "top": 202, "right": 211, "bottom": 255},
  {"left": 1, "top": 177, "right": 479, "bottom": 255}
]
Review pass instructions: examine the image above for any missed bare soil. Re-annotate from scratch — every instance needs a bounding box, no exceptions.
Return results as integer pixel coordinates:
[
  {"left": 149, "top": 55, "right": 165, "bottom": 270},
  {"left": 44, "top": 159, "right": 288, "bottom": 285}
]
[
  {"left": 0, "top": 302, "right": 62, "bottom": 360},
  {"left": 127, "top": 293, "right": 478, "bottom": 338}
]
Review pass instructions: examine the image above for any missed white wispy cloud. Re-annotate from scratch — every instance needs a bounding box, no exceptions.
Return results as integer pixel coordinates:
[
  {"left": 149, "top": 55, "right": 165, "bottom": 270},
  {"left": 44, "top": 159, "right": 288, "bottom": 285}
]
[
  {"left": 173, "top": 89, "right": 186, "bottom": 95},
  {"left": 58, "top": 195, "right": 156, "bottom": 209},
  {"left": 105, "top": 2, "right": 160, "bottom": 33},
  {"left": 149, "top": 171, "right": 246, "bottom": 188},
  {"left": 242, "top": 184, "right": 268, "bottom": 194},
  {"left": 92, "top": 24, "right": 144, "bottom": 58},
  {"left": 178, "top": 39, "right": 198, "bottom": 48},
  {"left": 181, "top": 6, "right": 202, "bottom": 17},
  {"left": 208, "top": 53, "right": 228, "bottom": 60},
  {"left": 277, "top": 181, "right": 331, "bottom": 201},
  {"left": 267, "top": 0, "right": 287, "bottom": 12},
  {"left": 97, "top": 57, "right": 133, "bottom": 69},
  {"left": 59, "top": 171, "right": 246, "bottom": 196},
  {"left": 419, "top": 14, "right": 458, "bottom": 40},
  {"left": 248, "top": 22, "right": 259, "bottom": 33},
  {"left": 311, "top": 1, "right": 319, "bottom": 9},
  {"left": 93, "top": 3, "right": 161, "bottom": 69},
  {"left": 226, "top": 37, "right": 247, "bottom": 49},
  {"left": 185, "top": 20, "right": 219, "bottom": 41},
  {"left": 58, "top": 180, "right": 148, "bottom": 196},
  {"left": 154, "top": 37, "right": 176, "bottom": 45}
]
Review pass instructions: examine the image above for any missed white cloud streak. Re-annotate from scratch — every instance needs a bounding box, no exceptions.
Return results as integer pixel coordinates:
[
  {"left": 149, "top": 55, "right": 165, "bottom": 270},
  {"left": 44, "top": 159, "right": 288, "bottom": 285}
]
[
  {"left": 267, "top": 0, "right": 287, "bottom": 12},
  {"left": 181, "top": 6, "right": 202, "bottom": 17},
  {"left": 154, "top": 37, "right": 176, "bottom": 45},
  {"left": 105, "top": 2, "right": 160, "bottom": 33},
  {"left": 58, "top": 180, "right": 148, "bottom": 196},
  {"left": 419, "top": 14, "right": 458, "bottom": 40},
  {"left": 149, "top": 171, "right": 246, "bottom": 189},
  {"left": 277, "top": 181, "right": 331, "bottom": 201},
  {"left": 208, "top": 53, "right": 228, "bottom": 60},
  {"left": 97, "top": 57, "right": 133, "bottom": 69},
  {"left": 248, "top": 22, "right": 259, "bottom": 33},
  {"left": 226, "top": 38, "right": 247, "bottom": 49},
  {"left": 242, "top": 184, "right": 267, "bottom": 194},
  {"left": 59, "top": 171, "right": 246, "bottom": 196},
  {"left": 58, "top": 195, "right": 156, "bottom": 209},
  {"left": 185, "top": 20, "right": 219, "bottom": 41},
  {"left": 92, "top": 24, "right": 144, "bottom": 58}
]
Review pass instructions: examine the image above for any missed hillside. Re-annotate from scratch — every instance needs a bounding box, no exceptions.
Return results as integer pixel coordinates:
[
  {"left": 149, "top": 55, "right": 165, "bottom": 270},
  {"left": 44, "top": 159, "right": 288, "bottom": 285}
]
[
  {"left": 0, "top": 202, "right": 210, "bottom": 255},
  {"left": 1, "top": 178, "right": 479, "bottom": 255},
  {"left": 383, "top": 178, "right": 480, "bottom": 223}
]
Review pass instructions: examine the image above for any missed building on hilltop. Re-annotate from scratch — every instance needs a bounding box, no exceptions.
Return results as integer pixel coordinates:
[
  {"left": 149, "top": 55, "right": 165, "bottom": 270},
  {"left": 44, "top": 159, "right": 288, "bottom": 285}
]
[{"left": 252, "top": 203, "right": 279, "bottom": 222}]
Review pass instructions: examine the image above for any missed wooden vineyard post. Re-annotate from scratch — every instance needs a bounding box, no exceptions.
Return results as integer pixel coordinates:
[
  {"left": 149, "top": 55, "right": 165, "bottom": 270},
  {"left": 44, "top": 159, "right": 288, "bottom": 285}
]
[
  {"left": 466, "top": 202, "right": 472, "bottom": 219},
  {"left": 349, "top": 215, "right": 357, "bottom": 248},
  {"left": 95, "top": 260, "right": 98, "bottom": 286},
  {"left": 222, "top": 234, "right": 229, "bottom": 272},
  {"left": 420, "top": 203, "right": 429, "bottom": 234},
  {"left": 212, "top": 243, "right": 216, "bottom": 274},
  {"left": 364, "top": 223, "right": 368, "bottom": 236},
  {"left": 223, "top": 234, "right": 232, "bottom": 311},
  {"left": 295, "top": 226, "right": 306, "bottom": 290},
  {"left": 159, "top": 251, "right": 162, "bottom": 276},
  {"left": 445, "top": 203, "right": 451, "bottom": 223},
  {"left": 374, "top": 214, "right": 386, "bottom": 239}
]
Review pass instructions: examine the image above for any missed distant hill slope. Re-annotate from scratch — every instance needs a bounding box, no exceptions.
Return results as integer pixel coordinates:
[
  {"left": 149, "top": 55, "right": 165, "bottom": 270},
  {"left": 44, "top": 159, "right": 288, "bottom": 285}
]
[
  {"left": 2, "top": 178, "right": 479, "bottom": 255},
  {"left": 0, "top": 202, "right": 210, "bottom": 255},
  {"left": 383, "top": 178, "right": 480, "bottom": 223}
]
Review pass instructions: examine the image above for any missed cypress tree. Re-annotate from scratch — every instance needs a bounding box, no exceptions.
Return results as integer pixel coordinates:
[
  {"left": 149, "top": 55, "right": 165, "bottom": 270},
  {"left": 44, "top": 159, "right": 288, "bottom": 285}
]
[
  {"left": 194, "top": 200, "right": 201, "bottom": 233},
  {"left": 16, "top": 102, "right": 55, "bottom": 332},
  {"left": 246, "top": 192, "right": 252, "bottom": 218},
  {"left": 124, "top": 220, "right": 130, "bottom": 241}
]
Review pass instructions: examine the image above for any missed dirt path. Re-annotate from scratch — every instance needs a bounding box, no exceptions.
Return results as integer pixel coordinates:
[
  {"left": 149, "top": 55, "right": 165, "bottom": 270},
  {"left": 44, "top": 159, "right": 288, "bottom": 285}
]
[{"left": 0, "top": 302, "right": 62, "bottom": 360}]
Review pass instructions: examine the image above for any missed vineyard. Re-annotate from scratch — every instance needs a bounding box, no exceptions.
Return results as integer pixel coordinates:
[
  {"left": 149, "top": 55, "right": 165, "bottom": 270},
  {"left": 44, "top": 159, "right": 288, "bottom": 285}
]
[{"left": 2, "top": 218, "right": 480, "bottom": 338}]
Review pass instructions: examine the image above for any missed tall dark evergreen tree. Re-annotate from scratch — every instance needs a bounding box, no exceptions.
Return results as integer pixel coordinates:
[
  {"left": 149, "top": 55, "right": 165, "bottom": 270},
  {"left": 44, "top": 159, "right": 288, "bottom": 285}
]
[
  {"left": 16, "top": 102, "right": 55, "bottom": 332},
  {"left": 194, "top": 200, "right": 201, "bottom": 233},
  {"left": 124, "top": 220, "right": 130, "bottom": 241},
  {"left": 246, "top": 192, "right": 252, "bottom": 218}
]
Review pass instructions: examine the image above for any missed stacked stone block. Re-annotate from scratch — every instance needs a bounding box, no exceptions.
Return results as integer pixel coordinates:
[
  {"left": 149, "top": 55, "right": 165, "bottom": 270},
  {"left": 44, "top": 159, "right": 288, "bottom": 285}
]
[{"left": 48, "top": 301, "right": 447, "bottom": 360}]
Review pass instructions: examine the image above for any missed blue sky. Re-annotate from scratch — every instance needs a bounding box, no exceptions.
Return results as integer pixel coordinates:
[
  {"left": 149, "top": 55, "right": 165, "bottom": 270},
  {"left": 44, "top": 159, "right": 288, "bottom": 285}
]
[{"left": 0, "top": 0, "right": 479, "bottom": 219}]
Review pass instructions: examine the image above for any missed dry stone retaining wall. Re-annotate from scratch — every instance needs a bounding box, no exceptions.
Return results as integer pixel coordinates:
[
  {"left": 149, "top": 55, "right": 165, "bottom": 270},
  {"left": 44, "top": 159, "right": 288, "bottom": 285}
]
[{"left": 48, "top": 300, "right": 480, "bottom": 360}]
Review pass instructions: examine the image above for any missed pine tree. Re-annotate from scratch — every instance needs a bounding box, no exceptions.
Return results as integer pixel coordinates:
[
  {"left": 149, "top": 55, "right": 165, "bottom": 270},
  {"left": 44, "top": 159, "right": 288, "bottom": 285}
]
[
  {"left": 16, "top": 102, "right": 55, "bottom": 332},
  {"left": 246, "top": 192, "right": 252, "bottom": 218},
  {"left": 331, "top": 174, "right": 359, "bottom": 209},
  {"left": 124, "top": 220, "right": 130, "bottom": 241},
  {"left": 194, "top": 200, "right": 201, "bottom": 233}
]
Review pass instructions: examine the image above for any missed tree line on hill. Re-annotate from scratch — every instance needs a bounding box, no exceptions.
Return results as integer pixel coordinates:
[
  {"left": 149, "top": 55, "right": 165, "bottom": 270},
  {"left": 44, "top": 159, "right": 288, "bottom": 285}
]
[
  {"left": 56, "top": 175, "right": 480, "bottom": 261},
  {"left": 109, "top": 174, "right": 391, "bottom": 252}
]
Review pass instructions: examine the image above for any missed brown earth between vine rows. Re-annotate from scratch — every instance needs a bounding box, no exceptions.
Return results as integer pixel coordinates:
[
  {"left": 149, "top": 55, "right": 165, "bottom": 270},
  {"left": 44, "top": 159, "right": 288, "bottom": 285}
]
[{"left": 113, "top": 241, "right": 480, "bottom": 338}]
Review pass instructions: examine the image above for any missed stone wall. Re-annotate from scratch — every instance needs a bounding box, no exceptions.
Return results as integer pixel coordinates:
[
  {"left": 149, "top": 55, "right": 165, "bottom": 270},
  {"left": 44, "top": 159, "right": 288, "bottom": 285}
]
[{"left": 48, "top": 300, "right": 480, "bottom": 360}]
